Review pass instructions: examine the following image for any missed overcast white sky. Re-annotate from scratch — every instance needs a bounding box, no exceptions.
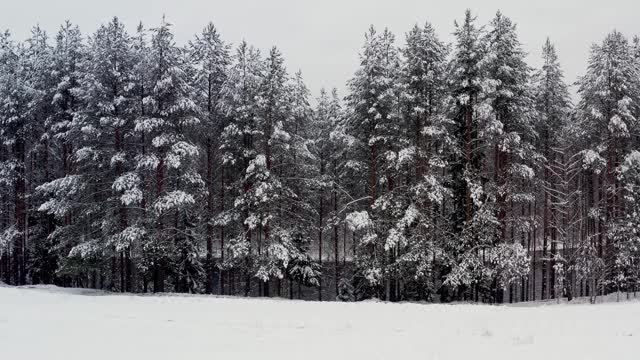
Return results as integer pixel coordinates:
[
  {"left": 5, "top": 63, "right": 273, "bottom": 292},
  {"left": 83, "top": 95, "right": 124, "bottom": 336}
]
[{"left": 2, "top": 0, "right": 638, "bottom": 100}]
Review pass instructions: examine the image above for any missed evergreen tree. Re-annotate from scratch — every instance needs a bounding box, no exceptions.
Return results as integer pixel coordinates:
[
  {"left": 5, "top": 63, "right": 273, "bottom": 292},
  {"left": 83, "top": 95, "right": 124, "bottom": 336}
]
[
  {"left": 283, "top": 70, "right": 319, "bottom": 298},
  {"left": 445, "top": 10, "right": 494, "bottom": 301},
  {"left": 37, "top": 21, "right": 86, "bottom": 287},
  {"left": 395, "top": 21, "right": 451, "bottom": 300},
  {"left": 128, "top": 22, "right": 154, "bottom": 293},
  {"left": 135, "top": 17, "right": 205, "bottom": 293},
  {"left": 22, "top": 26, "right": 57, "bottom": 285},
  {"left": 188, "top": 22, "right": 230, "bottom": 294},
  {"left": 0, "top": 31, "right": 33, "bottom": 285},
  {"left": 483, "top": 11, "right": 537, "bottom": 302},
  {"left": 76, "top": 17, "right": 137, "bottom": 291},
  {"left": 345, "top": 26, "right": 401, "bottom": 299},
  {"left": 311, "top": 87, "right": 344, "bottom": 299},
  {"left": 576, "top": 31, "right": 640, "bottom": 296},
  {"left": 533, "top": 38, "right": 572, "bottom": 300},
  {"left": 219, "top": 41, "right": 264, "bottom": 296}
]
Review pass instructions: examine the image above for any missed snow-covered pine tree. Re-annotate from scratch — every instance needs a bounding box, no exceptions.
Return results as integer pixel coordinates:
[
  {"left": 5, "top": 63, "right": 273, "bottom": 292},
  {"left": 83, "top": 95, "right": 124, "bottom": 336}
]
[
  {"left": 444, "top": 11, "right": 532, "bottom": 303},
  {"left": 345, "top": 26, "right": 401, "bottom": 299},
  {"left": 21, "top": 26, "right": 57, "bottom": 286},
  {"left": 311, "top": 87, "right": 346, "bottom": 300},
  {"left": 49, "top": 21, "right": 85, "bottom": 181},
  {"left": 219, "top": 41, "right": 264, "bottom": 296},
  {"left": 483, "top": 11, "right": 537, "bottom": 302},
  {"left": 0, "top": 31, "right": 34, "bottom": 285},
  {"left": 75, "top": 17, "right": 137, "bottom": 291},
  {"left": 314, "top": 87, "right": 351, "bottom": 299},
  {"left": 575, "top": 30, "right": 640, "bottom": 297},
  {"left": 445, "top": 10, "right": 494, "bottom": 301},
  {"left": 611, "top": 151, "right": 640, "bottom": 297},
  {"left": 37, "top": 18, "right": 139, "bottom": 291},
  {"left": 327, "top": 88, "right": 347, "bottom": 297},
  {"left": 0, "top": 26, "right": 55, "bottom": 286},
  {"left": 188, "top": 22, "right": 230, "bottom": 294},
  {"left": 248, "top": 47, "right": 301, "bottom": 296},
  {"left": 533, "top": 38, "right": 572, "bottom": 300},
  {"left": 135, "top": 17, "right": 205, "bottom": 293},
  {"left": 312, "top": 88, "right": 331, "bottom": 300},
  {"left": 36, "top": 21, "right": 86, "bottom": 287},
  {"left": 126, "top": 22, "right": 155, "bottom": 293},
  {"left": 0, "top": 31, "right": 12, "bottom": 283},
  {"left": 393, "top": 21, "right": 451, "bottom": 301},
  {"left": 281, "top": 70, "right": 320, "bottom": 299}
]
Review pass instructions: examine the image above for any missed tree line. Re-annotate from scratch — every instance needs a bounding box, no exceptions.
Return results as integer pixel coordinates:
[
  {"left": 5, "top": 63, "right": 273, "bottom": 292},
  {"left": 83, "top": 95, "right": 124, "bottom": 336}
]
[{"left": 2, "top": 10, "right": 640, "bottom": 303}]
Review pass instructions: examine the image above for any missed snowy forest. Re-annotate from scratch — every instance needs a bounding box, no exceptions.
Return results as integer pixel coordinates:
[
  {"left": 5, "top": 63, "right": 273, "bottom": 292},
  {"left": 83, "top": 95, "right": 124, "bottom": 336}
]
[{"left": 2, "top": 9, "right": 640, "bottom": 304}]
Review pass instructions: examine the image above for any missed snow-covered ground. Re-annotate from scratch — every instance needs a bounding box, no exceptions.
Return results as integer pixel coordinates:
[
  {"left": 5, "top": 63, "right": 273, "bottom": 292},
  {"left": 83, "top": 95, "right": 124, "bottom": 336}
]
[{"left": 1, "top": 285, "right": 639, "bottom": 360}]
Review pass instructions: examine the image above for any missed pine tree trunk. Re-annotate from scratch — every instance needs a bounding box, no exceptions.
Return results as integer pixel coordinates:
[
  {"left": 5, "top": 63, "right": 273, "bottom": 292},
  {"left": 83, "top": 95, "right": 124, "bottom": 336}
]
[
  {"left": 532, "top": 200, "right": 537, "bottom": 301},
  {"left": 465, "top": 105, "right": 472, "bottom": 224},
  {"left": 125, "top": 248, "right": 132, "bottom": 292},
  {"left": 369, "top": 142, "right": 377, "bottom": 258},
  {"left": 244, "top": 177, "right": 251, "bottom": 297},
  {"left": 318, "top": 196, "right": 323, "bottom": 301},
  {"left": 13, "top": 137, "right": 26, "bottom": 286},
  {"left": 334, "top": 189, "right": 339, "bottom": 299},
  {"left": 43, "top": 138, "right": 55, "bottom": 284},
  {"left": 206, "top": 140, "right": 214, "bottom": 294},
  {"left": 542, "top": 183, "right": 549, "bottom": 300},
  {"left": 264, "top": 112, "right": 272, "bottom": 297},
  {"left": 155, "top": 158, "right": 165, "bottom": 293},
  {"left": 605, "top": 139, "right": 615, "bottom": 283},
  {"left": 111, "top": 253, "right": 117, "bottom": 291},
  {"left": 115, "top": 127, "right": 128, "bottom": 292},
  {"left": 289, "top": 278, "right": 293, "bottom": 299},
  {"left": 521, "top": 196, "right": 526, "bottom": 302},
  {"left": 120, "top": 252, "right": 125, "bottom": 292},
  {"left": 219, "top": 164, "right": 225, "bottom": 295}
]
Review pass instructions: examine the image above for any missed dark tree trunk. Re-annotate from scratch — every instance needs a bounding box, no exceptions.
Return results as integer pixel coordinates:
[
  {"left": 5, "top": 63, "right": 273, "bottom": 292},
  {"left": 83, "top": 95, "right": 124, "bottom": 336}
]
[
  {"left": 120, "top": 252, "right": 125, "bottom": 293},
  {"left": 318, "top": 195, "right": 323, "bottom": 301},
  {"left": 369, "top": 142, "right": 377, "bottom": 258},
  {"left": 125, "top": 248, "right": 132, "bottom": 292},
  {"left": 111, "top": 254, "right": 117, "bottom": 291},
  {"left": 206, "top": 140, "right": 214, "bottom": 294},
  {"left": 532, "top": 200, "right": 537, "bottom": 301},
  {"left": 14, "top": 138, "right": 26, "bottom": 285},
  {"left": 542, "top": 182, "right": 549, "bottom": 300},
  {"left": 155, "top": 158, "right": 165, "bottom": 293},
  {"left": 334, "top": 189, "right": 339, "bottom": 299},
  {"left": 289, "top": 278, "right": 293, "bottom": 299},
  {"left": 219, "top": 164, "right": 225, "bottom": 295},
  {"left": 464, "top": 105, "right": 472, "bottom": 225},
  {"left": 263, "top": 112, "right": 272, "bottom": 297}
]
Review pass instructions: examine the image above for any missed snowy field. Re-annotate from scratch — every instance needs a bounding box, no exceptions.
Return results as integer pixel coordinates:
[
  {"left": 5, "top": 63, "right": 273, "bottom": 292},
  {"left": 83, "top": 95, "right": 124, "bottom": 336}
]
[{"left": 1, "top": 285, "right": 639, "bottom": 360}]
